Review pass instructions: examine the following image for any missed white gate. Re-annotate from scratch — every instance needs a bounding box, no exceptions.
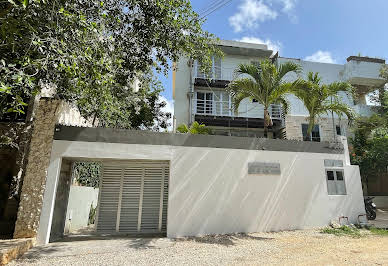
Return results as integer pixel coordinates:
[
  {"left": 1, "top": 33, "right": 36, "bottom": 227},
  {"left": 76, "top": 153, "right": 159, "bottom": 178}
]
[{"left": 96, "top": 161, "right": 169, "bottom": 234}]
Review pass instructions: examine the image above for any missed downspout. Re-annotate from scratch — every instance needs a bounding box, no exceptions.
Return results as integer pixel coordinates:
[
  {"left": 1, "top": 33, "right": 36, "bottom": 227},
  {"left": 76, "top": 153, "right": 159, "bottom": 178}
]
[
  {"left": 331, "top": 96, "right": 336, "bottom": 142},
  {"left": 188, "top": 58, "right": 194, "bottom": 124}
]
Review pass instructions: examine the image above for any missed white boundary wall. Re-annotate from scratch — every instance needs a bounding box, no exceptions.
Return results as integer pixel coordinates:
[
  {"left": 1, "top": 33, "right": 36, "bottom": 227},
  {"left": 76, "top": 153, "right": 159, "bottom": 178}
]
[
  {"left": 64, "top": 186, "right": 99, "bottom": 233},
  {"left": 37, "top": 140, "right": 365, "bottom": 244}
]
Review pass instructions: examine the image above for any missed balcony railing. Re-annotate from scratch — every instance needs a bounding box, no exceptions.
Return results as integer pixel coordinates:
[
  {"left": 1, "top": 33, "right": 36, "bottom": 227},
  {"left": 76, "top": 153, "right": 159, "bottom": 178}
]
[
  {"left": 193, "top": 99, "right": 283, "bottom": 120},
  {"left": 194, "top": 66, "right": 237, "bottom": 81}
]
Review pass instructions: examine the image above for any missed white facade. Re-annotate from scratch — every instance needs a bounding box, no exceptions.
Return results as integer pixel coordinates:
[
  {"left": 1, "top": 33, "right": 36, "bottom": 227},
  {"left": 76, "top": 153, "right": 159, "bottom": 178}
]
[
  {"left": 173, "top": 40, "right": 386, "bottom": 141},
  {"left": 37, "top": 136, "right": 364, "bottom": 244}
]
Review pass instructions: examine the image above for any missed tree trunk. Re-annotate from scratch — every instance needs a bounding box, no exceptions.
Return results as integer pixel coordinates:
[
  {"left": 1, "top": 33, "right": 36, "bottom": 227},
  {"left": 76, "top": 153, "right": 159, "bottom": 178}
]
[
  {"left": 307, "top": 117, "right": 315, "bottom": 141},
  {"left": 263, "top": 108, "right": 272, "bottom": 138}
]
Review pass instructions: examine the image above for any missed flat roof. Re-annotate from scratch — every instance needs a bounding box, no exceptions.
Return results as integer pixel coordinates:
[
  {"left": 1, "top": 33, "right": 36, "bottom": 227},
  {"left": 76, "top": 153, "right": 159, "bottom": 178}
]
[
  {"left": 217, "top": 40, "right": 273, "bottom": 57},
  {"left": 54, "top": 126, "right": 343, "bottom": 154}
]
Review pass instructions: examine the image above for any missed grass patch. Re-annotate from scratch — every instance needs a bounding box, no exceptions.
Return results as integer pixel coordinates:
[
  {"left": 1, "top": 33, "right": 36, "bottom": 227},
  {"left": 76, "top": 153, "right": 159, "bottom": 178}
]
[
  {"left": 321, "top": 226, "right": 362, "bottom": 238},
  {"left": 369, "top": 227, "right": 388, "bottom": 236}
]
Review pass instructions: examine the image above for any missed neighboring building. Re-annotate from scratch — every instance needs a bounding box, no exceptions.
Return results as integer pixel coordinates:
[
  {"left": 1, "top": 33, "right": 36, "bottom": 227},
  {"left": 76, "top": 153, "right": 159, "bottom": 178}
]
[{"left": 173, "top": 40, "right": 386, "bottom": 141}]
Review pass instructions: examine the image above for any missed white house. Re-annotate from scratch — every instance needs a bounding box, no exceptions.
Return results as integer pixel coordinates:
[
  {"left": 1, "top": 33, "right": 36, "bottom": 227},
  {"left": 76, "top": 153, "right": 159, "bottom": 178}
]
[{"left": 173, "top": 39, "right": 386, "bottom": 142}]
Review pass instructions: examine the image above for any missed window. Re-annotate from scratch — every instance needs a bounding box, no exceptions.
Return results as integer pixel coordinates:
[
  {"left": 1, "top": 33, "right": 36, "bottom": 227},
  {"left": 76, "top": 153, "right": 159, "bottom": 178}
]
[
  {"left": 196, "top": 92, "right": 213, "bottom": 114},
  {"left": 326, "top": 169, "right": 346, "bottom": 195},
  {"left": 302, "top": 124, "right": 320, "bottom": 142},
  {"left": 335, "top": 125, "right": 345, "bottom": 136},
  {"left": 252, "top": 99, "right": 258, "bottom": 103}
]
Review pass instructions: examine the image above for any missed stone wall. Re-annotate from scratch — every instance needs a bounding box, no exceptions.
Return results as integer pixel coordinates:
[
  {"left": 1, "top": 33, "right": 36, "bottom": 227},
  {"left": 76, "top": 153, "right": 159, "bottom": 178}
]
[
  {"left": 13, "top": 98, "right": 61, "bottom": 239},
  {"left": 285, "top": 115, "right": 350, "bottom": 142}
]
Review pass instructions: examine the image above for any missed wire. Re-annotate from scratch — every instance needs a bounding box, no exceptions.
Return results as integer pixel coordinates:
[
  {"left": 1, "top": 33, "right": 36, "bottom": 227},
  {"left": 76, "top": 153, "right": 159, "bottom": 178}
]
[
  {"left": 199, "top": 0, "right": 233, "bottom": 18},
  {"left": 197, "top": 0, "right": 225, "bottom": 16}
]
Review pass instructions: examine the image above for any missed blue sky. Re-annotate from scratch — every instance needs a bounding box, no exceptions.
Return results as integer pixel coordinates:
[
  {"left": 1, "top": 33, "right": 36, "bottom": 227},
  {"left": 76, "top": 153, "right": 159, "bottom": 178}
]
[{"left": 159, "top": 0, "right": 388, "bottom": 111}]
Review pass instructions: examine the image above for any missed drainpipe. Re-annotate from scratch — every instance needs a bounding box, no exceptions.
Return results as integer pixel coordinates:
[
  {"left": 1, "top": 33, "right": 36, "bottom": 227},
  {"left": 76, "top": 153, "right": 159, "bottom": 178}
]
[
  {"left": 188, "top": 58, "right": 194, "bottom": 124},
  {"left": 331, "top": 96, "right": 336, "bottom": 142}
]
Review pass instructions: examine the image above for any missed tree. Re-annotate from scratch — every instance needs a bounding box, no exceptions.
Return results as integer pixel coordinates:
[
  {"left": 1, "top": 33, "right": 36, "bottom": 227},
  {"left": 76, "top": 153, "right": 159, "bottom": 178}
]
[
  {"left": 350, "top": 65, "right": 388, "bottom": 188},
  {"left": 291, "top": 72, "right": 355, "bottom": 140},
  {"left": 227, "top": 60, "right": 301, "bottom": 137},
  {"left": 177, "top": 122, "right": 211, "bottom": 134},
  {"left": 0, "top": 0, "right": 221, "bottom": 126}
]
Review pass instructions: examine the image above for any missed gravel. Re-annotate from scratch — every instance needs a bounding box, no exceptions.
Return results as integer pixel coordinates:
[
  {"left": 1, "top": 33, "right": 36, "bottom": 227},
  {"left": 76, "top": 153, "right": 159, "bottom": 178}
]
[{"left": 10, "top": 229, "right": 388, "bottom": 265}]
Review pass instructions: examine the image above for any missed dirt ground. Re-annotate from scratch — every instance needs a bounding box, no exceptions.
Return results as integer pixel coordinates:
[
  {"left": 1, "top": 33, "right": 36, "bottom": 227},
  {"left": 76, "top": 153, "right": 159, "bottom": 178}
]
[{"left": 10, "top": 229, "right": 388, "bottom": 266}]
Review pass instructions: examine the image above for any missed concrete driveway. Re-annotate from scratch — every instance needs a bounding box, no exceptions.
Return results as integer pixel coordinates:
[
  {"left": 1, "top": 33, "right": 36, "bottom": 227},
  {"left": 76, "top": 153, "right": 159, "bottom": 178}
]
[
  {"left": 9, "top": 230, "right": 388, "bottom": 266},
  {"left": 369, "top": 209, "right": 388, "bottom": 228}
]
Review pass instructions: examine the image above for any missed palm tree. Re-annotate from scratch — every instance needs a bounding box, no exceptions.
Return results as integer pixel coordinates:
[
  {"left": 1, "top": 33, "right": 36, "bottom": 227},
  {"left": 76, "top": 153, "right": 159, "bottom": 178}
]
[
  {"left": 176, "top": 121, "right": 212, "bottom": 134},
  {"left": 227, "top": 59, "right": 301, "bottom": 137},
  {"left": 291, "top": 72, "right": 355, "bottom": 141}
]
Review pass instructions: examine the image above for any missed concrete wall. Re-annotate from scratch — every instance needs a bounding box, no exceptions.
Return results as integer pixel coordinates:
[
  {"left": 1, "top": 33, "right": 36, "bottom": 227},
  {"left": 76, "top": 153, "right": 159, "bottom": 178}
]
[
  {"left": 64, "top": 186, "right": 99, "bottom": 233},
  {"left": 37, "top": 137, "right": 364, "bottom": 244}
]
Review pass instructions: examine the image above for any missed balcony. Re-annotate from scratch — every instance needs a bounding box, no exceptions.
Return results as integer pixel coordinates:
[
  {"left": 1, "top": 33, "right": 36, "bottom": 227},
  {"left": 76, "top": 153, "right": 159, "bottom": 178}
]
[
  {"left": 193, "top": 99, "right": 283, "bottom": 120},
  {"left": 344, "top": 56, "right": 386, "bottom": 87},
  {"left": 193, "top": 66, "right": 237, "bottom": 88}
]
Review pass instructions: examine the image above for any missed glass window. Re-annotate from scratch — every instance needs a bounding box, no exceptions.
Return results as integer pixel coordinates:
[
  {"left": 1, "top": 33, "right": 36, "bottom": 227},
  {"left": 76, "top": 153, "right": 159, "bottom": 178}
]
[
  {"left": 336, "top": 125, "right": 341, "bottom": 136},
  {"left": 196, "top": 92, "right": 213, "bottom": 114},
  {"left": 336, "top": 171, "right": 344, "bottom": 180},
  {"left": 327, "top": 171, "right": 335, "bottom": 180},
  {"left": 326, "top": 169, "right": 346, "bottom": 195},
  {"left": 302, "top": 124, "right": 320, "bottom": 142}
]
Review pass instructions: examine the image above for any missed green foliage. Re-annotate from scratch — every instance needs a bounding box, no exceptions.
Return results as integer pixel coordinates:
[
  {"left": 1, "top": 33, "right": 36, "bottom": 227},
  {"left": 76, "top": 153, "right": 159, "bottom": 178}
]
[
  {"left": 88, "top": 204, "right": 97, "bottom": 225},
  {"left": 177, "top": 121, "right": 211, "bottom": 134},
  {"left": 1, "top": 0, "right": 220, "bottom": 128},
  {"left": 351, "top": 132, "right": 388, "bottom": 182},
  {"left": 73, "top": 162, "right": 101, "bottom": 188},
  {"left": 227, "top": 60, "right": 301, "bottom": 137},
  {"left": 369, "top": 227, "right": 388, "bottom": 236},
  {"left": 321, "top": 226, "right": 361, "bottom": 238},
  {"left": 322, "top": 226, "right": 388, "bottom": 237},
  {"left": 351, "top": 69, "right": 388, "bottom": 182},
  {"left": 291, "top": 72, "right": 355, "bottom": 137}
]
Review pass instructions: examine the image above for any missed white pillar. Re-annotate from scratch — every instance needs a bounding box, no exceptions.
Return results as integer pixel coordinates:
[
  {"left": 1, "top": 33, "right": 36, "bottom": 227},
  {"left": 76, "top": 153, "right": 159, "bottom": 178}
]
[{"left": 36, "top": 157, "right": 62, "bottom": 245}]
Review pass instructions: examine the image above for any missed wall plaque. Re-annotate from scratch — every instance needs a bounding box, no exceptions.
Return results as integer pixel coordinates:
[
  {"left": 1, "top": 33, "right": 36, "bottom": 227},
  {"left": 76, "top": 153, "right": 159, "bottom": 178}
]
[{"left": 248, "top": 162, "right": 281, "bottom": 175}]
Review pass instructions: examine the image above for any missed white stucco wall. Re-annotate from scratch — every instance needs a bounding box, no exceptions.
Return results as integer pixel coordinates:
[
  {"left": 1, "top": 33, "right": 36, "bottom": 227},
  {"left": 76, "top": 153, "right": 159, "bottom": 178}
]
[
  {"left": 37, "top": 140, "right": 365, "bottom": 244},
  {"left": 64, "top": 186, "right": 99, "bottom": 233}
]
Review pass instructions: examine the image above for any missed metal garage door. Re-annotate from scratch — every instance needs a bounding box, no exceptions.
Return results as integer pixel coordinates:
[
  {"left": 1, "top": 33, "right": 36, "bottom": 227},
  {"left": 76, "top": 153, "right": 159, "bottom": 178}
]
[{"left": 96, "top": 161, "right": 169, "bottom": 235}]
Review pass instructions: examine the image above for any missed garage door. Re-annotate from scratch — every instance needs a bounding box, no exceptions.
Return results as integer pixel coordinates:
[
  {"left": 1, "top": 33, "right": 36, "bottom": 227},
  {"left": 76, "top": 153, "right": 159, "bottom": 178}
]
[{"left": 96, "top": 161, "right": 169, "bottom": 235}]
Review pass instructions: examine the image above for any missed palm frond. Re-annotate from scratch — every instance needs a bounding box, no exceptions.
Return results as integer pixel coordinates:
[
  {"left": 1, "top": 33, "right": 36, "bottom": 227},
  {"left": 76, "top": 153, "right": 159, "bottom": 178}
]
[
  {"left": 277, "top": 61, "right": 301, "bottom": 81},
  {"left": 235, "top": 63, "right": 261, "bottom": 81}
]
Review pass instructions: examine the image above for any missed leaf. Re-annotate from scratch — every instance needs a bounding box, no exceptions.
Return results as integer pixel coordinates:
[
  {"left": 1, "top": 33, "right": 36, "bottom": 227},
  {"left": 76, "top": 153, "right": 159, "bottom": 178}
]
[{"left": 23, "top": 0, "right": 29, "bottom": 8}]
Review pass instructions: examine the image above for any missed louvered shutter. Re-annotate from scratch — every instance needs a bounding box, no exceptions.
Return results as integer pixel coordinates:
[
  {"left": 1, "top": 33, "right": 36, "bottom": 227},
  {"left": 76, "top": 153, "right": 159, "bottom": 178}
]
[
  {"left": 118, "top": 166, "right": 142, "bottom": 233},
  {"left": 96, "top": 166, "right": 122, "bottom": 233},
  {"left": 96, "top": 161, "right": 169, "bottom": 235}
]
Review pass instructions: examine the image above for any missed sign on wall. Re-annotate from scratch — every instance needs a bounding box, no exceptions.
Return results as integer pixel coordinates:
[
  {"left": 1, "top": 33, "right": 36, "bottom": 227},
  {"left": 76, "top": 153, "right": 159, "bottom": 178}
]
[{"left": 248, "top": 162, "right": 281, "bottom": 175}]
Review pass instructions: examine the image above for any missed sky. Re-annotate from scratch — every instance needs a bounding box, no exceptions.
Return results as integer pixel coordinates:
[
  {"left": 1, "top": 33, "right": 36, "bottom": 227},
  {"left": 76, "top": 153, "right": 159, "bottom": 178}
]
[{"left": 159, "top": 0, "right": 388, "bottom": 118}]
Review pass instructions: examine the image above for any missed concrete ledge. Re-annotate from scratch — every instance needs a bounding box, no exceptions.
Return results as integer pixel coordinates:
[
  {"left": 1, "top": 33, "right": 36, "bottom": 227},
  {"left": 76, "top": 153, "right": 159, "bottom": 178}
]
[
  {"left": 54, "top": 125, "right": 343, "bottom": 154},
  {"left": 0, "top": 238, "right": 35, "bottom": 265}
]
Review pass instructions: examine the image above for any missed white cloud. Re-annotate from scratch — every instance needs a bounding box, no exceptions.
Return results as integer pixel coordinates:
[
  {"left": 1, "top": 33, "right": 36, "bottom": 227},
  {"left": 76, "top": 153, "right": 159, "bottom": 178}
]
[
  {"left": 304, "top": 51, "right": 336, "bottom": 64},
  {"left": 158, "top": 95, "right": 174, "bottom": 131},
  {"left": 229, "top": 0, "right": 278, "bottom": 32},
  {"left": 277, "top": 0, "right": 298, "bottom": 13},
  {"left": 238, "top": 36, "right": 282, "bottom": 54},
  {"left": 229, "top": 0, "right": 299, "bottom": 32}
]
